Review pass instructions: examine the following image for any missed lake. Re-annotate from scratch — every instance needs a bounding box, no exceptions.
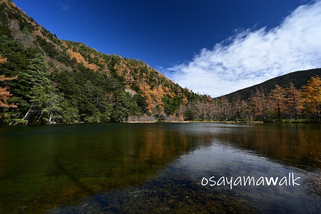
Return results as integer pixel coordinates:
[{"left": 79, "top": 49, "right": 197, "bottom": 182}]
[{"left": 1, "top": 123, "right": 321, "bottom": 213}]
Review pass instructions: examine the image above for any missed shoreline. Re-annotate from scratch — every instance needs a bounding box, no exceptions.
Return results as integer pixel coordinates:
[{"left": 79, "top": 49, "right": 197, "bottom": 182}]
[
  {"left": 125, "top": 120, "right": 263, "bottom": 124},
  {"left": 125, "top": 121, "right": 190, "bottom": 124},
  {"left": 3, "top": 119, "right": 320, "bottom": 126},
  {"left": 188, "top": 120, "right": 263, "bottom": 124}
]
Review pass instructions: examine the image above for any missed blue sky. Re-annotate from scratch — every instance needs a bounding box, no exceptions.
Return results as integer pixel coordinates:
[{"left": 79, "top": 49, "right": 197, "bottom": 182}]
[{"left": 12, "top": 0, "right": 321, "bottom": 97}]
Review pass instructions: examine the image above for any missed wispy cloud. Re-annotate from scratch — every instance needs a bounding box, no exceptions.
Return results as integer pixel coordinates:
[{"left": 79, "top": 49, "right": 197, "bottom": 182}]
[
  {"left": 58, "top": 1, "right": 70, "bottom": 11},
  {"left": 167, "top": 1, "right": 321, "bottom": 98}
]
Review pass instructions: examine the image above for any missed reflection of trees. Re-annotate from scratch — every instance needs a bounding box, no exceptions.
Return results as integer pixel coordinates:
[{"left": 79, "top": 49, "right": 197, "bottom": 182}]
[
  {"left": 213, "top": 124, "right": 321, "bottom": 169},
  {"left": 0, "top": 124, "right": 208, "bottom": 213},
  {"left": 3, "top": 123, "right": 321, "bottom": 213},
  {"left": 138, "top": 127, "right": 192, "bottom": 161}
]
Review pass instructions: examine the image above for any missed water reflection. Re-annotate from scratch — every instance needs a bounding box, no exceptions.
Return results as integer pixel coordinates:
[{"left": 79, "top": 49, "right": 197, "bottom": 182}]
[
  {"left": 208, "top": 123, "right": 321, "bottom": 170},
  {"left": 178, "top": 143, "right": 315, "bottom": 213},
  {"left": 48, "top": 123, "right": 321, "bottom": 213},
  {"left": 0, "top": 124, "right": 204, "bottom": 213},
  {"left": 1, "top": 123, "right": 321, "bottom": 213}
]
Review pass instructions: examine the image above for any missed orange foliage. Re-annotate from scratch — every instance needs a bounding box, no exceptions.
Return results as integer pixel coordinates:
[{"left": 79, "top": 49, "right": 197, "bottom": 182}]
[
  {"left": 251, "top": 89, "right": 266, "bottom": 117},
  {"left": 141, "top": 84, "right": 154, "bottom": 114},
  {"left": 62, "top": 41, "right": 69, "bottom": 49},
  {"left": 98, "top": 58, "right": 105, "bottom": 65},
  {"left": 285, "top": 83, "right": 303, "bottom": 118},
  {"left": 0, "top": 57, "right": 7, "bottom": 64},
  {"left": 0, "top": 57, "right": 17, "bottom": 108},
  {"left": 67, "top": 49, "right": 99, "bottom": 71},
  {"left": 181, "top": 94, "right": 188, "bottom": 104},
  {"left": 267, "top": 84, "right": 286, "bottom": 118},
  {"left": 163, "top": 86, "right": 175, "bottom": 98},
  {"left": 67, "top": 49, "right": 86, "bottom": 64},
  {"left": 0, "top": 87, "right": 17, "bottom": 108},
  {"left": 140, "top": 85, "right": 166, "bottom": 116},
  {"left": 87, "top": 63, "right": 100, "bottom": 71},
  {"left": 90, "top": 53, "right": 95, "bottom": 59},
  {"left": 152, "top": 85, "right": 165, "bottom": 112},
  {"left": 301, "top": 76, "right": 321, "bottom": 116}
]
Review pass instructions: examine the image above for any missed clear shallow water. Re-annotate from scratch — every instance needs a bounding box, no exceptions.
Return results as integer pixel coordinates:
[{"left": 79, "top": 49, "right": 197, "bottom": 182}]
[{"left": 1, "top": 123, "right": 321, "bottom": 213}]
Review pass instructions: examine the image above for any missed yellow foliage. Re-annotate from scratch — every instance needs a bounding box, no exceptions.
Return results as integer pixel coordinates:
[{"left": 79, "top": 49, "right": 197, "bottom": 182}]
[
  {"left": 87, "top": 63, "right": 99, "bottom": 71},
  {"left": 67, "top": 49, "right": 86, "bottom": 64},
  {"left": 0, "top": 57, "right": 7, "bottom": 64},
  {"left": 62, "top": 42, "right": 69, "bottom": 49},
  {"left": 301, "top": 76, "right": 321, "bottom": 115},
  {"left": 67, "top": 49, "right": 99, "bottom": 71},
  {"left": 0, "top": 57, "right": 17, "bottom": 108}
]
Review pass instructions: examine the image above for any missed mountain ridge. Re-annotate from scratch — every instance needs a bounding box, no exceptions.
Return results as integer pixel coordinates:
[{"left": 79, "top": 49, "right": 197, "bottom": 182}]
[
  {"left": 1, "top": 0, "right": 321, "bottom": 124},
  {"left": 221, "top": 68, "right": 321, "bottom": 101},
  {"left": 0, "top": 0, "right": 205, "bottom": 124}
]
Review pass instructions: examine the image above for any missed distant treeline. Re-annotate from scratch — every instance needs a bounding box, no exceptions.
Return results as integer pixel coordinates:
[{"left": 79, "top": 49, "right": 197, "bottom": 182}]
[{"left": 182, "top": 76, "right": 321, "bottom": 122}]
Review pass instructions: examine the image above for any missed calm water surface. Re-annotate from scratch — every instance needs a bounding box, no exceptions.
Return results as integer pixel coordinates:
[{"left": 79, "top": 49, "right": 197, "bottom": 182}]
[{"left": 1, "top": 123, "right": 321, "bottom": 213}]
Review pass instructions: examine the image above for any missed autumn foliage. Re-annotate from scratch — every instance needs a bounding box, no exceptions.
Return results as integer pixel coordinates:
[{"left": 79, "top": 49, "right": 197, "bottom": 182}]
[
  {"left": 0, "top": 57, "right": 17, "bottom": 108},
  {"left": 207, "top": 75, "right": 321, "bottom": 122},
  {"left": 301, "top": 76, "right": 321, "bottom": 117},
  {"left": 2, "top": 0, "right": 321, "bottom": 124}
]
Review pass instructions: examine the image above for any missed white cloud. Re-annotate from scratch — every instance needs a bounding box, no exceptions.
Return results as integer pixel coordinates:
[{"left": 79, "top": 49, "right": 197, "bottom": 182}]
[{"left": 167, "top": 1, "right": 321, "bottom": 98}]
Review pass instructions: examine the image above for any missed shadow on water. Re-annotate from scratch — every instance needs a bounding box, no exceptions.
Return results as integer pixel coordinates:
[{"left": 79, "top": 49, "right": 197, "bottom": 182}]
[{"left": 53, "top": 157, "right": 96, "bottom": 197}]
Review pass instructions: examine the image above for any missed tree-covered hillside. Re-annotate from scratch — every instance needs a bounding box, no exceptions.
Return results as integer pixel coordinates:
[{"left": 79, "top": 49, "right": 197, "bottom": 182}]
[
  {"left": 1, "top": 0, "right": 321, "bottom": 125},
  {"left": 0, "top": 0, "right": 204, "bottom": 124},
  {"left": 221, "top": 68, "right": 321, "bottom": 101}
]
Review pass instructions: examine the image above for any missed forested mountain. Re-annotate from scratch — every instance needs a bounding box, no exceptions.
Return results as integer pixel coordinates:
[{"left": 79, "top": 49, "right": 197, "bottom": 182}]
[
  {"left": 0, "top": 0, "right": 205, "bottom": 124},
  {"left": 222, "top": 68, "right": 321, "bottom": 101},
  {"left": 212, "top": 68, "right": 321, "bottom": 122},
  {"left": 1, "top": 0, "right": 321, "bottom": 124}
]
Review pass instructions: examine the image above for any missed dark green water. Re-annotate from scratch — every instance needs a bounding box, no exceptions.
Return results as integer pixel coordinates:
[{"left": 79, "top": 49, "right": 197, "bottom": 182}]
[{"left": 1, "top": 123, "right": 321, "bottom": 213}]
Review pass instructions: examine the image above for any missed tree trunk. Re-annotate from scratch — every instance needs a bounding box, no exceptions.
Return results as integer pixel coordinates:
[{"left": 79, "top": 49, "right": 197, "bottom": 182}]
[
  {"left": 21, "top": 105, "right": 33, "bottom": 120},
  {"left": 48, "top": 112, "right": 52, "bottom": 124},
  {"left": 36, "top": 110, "right": 44, "bottom": 124}
]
